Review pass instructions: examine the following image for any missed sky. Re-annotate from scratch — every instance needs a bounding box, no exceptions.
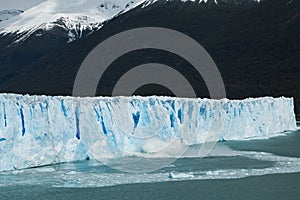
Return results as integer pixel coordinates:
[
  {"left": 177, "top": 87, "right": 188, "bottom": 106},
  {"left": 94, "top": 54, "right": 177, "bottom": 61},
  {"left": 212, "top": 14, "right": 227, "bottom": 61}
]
[{"left": 0, "top": 0, "right": 45, "bottom": 10}]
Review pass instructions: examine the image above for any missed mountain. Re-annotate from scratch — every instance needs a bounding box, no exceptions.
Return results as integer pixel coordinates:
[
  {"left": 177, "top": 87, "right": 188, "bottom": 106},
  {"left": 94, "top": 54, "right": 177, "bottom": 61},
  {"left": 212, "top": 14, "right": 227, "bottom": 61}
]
[
  {"left": 0, "top": 0, "right": 147, "bottom": 43},
  {"left": 0, "top": 0, "right": 299, "bottom": 118},
  {"left": 0, "top": 9, "right": 23, "bottom": 22},
  {"left": 0, "top": 0, "right": 261, "bottom": 43}
]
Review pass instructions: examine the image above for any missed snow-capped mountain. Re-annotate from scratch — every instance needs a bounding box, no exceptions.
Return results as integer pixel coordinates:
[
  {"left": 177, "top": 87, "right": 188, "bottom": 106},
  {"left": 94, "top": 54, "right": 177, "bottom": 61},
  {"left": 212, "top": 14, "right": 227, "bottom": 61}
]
[
  {"left": 0, "top": 0, "right": 261, "bottom": 43},
  {"left": 0, "top": 9, "right": 23, "bottom": 22},
  {"left": 0, "top": 0, "right": 149, "bottom": 43}
]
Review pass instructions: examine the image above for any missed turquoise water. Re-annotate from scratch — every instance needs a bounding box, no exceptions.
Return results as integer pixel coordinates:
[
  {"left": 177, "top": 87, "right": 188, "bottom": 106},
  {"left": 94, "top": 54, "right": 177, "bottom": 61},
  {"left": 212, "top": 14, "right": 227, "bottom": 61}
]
[{"left": 0, "top": 129, "right": 299, "bottom": 189}]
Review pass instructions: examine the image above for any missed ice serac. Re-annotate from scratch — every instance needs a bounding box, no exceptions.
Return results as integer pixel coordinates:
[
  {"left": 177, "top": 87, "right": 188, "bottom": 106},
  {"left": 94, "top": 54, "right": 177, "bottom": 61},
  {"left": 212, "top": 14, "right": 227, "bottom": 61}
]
[{"left": 0, "top": 94, "right": 297, "bottom": 171}]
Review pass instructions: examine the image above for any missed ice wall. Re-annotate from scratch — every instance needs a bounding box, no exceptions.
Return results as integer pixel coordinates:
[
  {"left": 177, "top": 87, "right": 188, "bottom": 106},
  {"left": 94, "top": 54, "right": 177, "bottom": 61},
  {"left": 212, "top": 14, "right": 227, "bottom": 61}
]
[{"left": 0, "top": 94, "right": 297, "bottom": 171}]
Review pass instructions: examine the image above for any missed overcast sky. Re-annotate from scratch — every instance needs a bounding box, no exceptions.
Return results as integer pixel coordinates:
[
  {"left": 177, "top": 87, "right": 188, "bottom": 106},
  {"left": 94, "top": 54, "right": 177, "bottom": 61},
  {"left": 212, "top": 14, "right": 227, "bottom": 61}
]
[{"left": 0, "top": 0, "right": 45, "bottom": 10}]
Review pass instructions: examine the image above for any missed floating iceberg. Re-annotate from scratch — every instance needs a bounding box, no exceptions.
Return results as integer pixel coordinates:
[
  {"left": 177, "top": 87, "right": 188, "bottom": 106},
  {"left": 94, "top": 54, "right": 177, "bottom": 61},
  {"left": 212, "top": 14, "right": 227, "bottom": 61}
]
[{"left": 0, "top": 93, "right": 297, "bottom": 171}]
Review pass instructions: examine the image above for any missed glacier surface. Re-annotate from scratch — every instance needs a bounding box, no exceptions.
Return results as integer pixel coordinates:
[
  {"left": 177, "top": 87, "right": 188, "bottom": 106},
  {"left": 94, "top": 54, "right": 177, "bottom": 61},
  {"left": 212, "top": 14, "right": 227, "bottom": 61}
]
[{"left": 0, "top": 93, "right": 297, "bottom": 172}]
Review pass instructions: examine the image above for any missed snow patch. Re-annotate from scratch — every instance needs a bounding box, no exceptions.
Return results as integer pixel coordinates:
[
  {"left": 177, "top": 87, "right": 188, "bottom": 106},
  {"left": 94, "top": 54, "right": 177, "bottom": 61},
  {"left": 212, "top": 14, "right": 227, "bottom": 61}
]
[{"left": 0, "top": 9, "right": 23, "bottom": 21}]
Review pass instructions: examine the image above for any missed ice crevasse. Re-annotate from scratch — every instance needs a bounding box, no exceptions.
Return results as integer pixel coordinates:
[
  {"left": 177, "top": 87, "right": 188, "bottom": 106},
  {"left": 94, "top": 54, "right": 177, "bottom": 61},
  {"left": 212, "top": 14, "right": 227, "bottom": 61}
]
[{"left": 0, "top": 93, "right": 297, "bottom": 171}]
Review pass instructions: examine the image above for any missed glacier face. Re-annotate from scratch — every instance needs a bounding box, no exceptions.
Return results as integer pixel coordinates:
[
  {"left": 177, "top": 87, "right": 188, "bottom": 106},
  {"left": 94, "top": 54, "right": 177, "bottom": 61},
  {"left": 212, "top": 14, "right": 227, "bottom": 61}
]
[{"left": 0, "top": 93, "right": 297, "bottom": 172}]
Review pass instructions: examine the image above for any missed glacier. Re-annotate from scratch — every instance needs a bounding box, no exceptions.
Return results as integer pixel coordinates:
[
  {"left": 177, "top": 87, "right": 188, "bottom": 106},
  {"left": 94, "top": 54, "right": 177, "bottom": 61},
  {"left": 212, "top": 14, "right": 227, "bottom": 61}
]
[{"left": 0, "top": 93, "right": 297, "bottom": 172}]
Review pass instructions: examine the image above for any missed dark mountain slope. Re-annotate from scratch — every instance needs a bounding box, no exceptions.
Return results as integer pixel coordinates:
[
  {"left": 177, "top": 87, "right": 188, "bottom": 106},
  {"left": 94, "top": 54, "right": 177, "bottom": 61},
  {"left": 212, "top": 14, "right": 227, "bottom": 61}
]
[{"left": 0, "top": 0, "right": 299, "bottom": 117}]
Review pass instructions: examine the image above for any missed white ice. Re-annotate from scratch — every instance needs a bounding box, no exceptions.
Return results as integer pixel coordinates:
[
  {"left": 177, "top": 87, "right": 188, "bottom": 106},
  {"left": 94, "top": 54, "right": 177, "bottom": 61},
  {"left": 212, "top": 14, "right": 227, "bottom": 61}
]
[{"left": 0, "top": 93, "right": 297, "bottom": 171}]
